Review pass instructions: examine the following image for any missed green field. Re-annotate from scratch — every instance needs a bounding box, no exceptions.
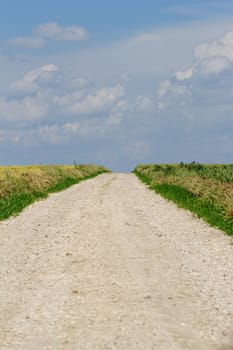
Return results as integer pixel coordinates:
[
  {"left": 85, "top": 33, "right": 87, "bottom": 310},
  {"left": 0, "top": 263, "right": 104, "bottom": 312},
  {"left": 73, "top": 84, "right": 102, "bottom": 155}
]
[
  {"left": 134, "top": 162, "right": 233, "bottom": 235},
  {"left": 0, "top": 164, "right": 109, "bottom": 221}
]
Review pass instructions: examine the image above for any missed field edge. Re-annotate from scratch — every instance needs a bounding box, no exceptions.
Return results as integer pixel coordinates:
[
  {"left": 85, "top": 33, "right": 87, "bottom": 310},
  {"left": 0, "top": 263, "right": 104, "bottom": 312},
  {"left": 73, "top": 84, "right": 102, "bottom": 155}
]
[
  {"left": 133, "top": 168, "right": 233, "bottom": 236},
  {"left": 0, "top": 165, "right": 110, "bottom": 221}
]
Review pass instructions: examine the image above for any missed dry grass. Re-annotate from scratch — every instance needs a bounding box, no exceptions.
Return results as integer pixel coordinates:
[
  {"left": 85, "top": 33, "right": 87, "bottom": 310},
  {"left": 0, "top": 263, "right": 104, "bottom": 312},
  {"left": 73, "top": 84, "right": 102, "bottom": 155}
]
[
  {"left": 0, "top": 164, "right": 109, "bottom": 220},
  {"left": 135, "top": 164, "right": 233, "bottom": 220},
  {"left": 0, "top": 164, "right": 107, "bottom": 198}
]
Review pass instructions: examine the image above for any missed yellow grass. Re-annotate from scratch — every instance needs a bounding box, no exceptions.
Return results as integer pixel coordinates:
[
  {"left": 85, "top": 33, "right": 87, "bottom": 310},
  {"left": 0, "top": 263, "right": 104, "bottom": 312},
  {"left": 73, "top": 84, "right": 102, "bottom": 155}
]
[
  {"left": 0, "top": 164, "right": 108, "bottom": 199},
  {"left": 136, "top": 164, "right": 233, "bottom": 220}
]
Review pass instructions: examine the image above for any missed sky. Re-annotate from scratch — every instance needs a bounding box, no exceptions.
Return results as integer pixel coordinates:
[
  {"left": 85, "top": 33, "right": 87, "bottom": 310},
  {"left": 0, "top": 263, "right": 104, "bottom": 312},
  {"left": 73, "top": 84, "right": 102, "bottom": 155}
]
[{"left": 1, "top": 1, "right": 233, "bottom": 171}]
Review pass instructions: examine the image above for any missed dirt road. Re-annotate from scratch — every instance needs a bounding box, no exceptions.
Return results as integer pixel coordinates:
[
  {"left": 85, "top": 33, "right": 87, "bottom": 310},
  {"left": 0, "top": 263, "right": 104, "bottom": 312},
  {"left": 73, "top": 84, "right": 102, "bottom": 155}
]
[{"left": 0, "top": 173, "right": 232, "bottom": 350}]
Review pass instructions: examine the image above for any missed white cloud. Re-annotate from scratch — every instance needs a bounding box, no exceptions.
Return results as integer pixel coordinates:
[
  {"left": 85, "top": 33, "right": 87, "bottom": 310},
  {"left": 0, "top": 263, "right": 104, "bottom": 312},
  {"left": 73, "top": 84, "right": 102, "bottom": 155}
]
[
  {"left": 7, "top": 22, "right": 89, "bottom": 51},
  {"left": 35, "top": 22, "right": 89, "bottom": 41},
  {"left": 176, "top": 67, "right": 196, "bottom": 81},
  {"left": 134, "top": 96, "right": 154, "bottom": 112},
  {"left": 172, "top": 29, "right": 233, "bottom": 84},
  {"left": 155, "top": 29, "right": 233, "bottom": 125},
  {"left": 62, "top": 17, "right": 233, "bottom": 84},
  {"left": 68, "top": 84, "right": 125, "bottom": 115},
  {"left": 41, "top": 64, "right": 59, "bottom": 72},
  {"left": 157, "top": 79, "right": 192, "bottom": 110},
  {"left": 195, "top": 30, "right": 233, "bottom": 63},
  {"left": 36, "top": 122, "right": 81, "bottom": 143},
  {"left": 9, "top": 64, "right": 59, "bottom": 95},
  {"left": 62, "top": 122, "right": 81, "bottom": 133},
  {"left": 195, "top": 42, "right": 233, "bottom": 62},
  {"left": 53, "top": 90, "right": 86, "bottom": 107},
  {"left": 158, "top": 80, "right": 172, "bottom": 97},
  {"left": 0, "top": 96, "right": 48, "bottom": 122},
  {"left": 112, "top": 99, "right": 128, "bottom": 112},
  {"left": 1, "top": 19, "right": 233, "bottom": 167},
  {"left": 9, "top": 37, "right": 45, "bottom": 48},
  {"left": 106, "top": 113, "right": 122, "bottom": 126},
  {"left": 200, "top": 56, "right": 232, "bottom": 74},
  {"left": 222, "top": 31, "right": 233, "bottom": 46},
  {"left": 0, "top": 121, "right": 82, "bottom": 146}
]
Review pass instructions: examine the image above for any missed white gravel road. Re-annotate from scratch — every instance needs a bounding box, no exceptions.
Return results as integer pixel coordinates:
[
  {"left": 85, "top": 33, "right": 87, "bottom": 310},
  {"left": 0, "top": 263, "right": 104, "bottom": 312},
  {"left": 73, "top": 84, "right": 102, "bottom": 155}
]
[{"left": 0, "top": 173, "right": 232, "bottom": 350}]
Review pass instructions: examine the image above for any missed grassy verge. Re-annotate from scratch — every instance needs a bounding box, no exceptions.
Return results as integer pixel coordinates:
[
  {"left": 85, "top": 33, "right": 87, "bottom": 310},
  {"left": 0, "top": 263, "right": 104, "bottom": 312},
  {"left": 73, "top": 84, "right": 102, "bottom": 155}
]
[
  {"left": 0, "top": 164, "right": 110, "bottom": 221},
  {"left": 134, "top": 164, "right": 233, "bottom": 236}
]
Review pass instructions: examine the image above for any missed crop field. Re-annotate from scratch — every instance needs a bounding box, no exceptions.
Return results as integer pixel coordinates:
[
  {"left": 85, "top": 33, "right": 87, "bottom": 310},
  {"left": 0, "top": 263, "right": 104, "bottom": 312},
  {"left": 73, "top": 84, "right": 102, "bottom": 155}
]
[
  {"left": 0, "top": 164, "right": 109, "bottom": 220},
  {"left": 134, "top": 162, "right": 233, "bottom": 235}
]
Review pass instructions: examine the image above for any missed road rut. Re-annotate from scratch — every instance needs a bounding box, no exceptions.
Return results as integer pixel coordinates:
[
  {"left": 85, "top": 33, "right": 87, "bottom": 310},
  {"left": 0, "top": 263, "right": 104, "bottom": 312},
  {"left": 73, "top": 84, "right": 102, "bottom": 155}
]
[{"left": 0, "top": 173, "right": 232, "bottom": 349}]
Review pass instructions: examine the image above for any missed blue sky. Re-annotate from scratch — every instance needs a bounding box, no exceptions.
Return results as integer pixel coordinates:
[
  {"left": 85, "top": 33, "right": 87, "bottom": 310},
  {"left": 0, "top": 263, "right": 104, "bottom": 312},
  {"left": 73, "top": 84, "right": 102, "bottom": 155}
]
[
  {"left": 1, "top": 1, "right": 233, "bottom": 170},
  {"left": 2, "top": 1, "right": 233, "bottom": 39}
]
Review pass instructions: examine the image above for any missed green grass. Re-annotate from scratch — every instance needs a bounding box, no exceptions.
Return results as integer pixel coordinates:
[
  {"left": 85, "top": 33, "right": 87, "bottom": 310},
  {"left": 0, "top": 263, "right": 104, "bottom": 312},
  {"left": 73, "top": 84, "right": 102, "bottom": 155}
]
[
  {"left": 0, "top": 192, "right": 46, "bottom": 220},
  {"left": 0, "top": 164, "right": 110, "bottom": 221},
  {"left": 134, "top": 164, "right": 233, "bottom": 236},
  {"left": 178, "top": 162, "right": 233, "bottom": 182},
  {"left": 153, "top": 184, "right": 233, "bottom": 235}
]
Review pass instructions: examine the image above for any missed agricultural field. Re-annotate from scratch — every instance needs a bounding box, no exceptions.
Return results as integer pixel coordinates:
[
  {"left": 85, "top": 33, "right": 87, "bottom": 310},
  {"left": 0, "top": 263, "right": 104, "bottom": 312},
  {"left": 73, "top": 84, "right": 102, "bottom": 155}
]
[
  {"left": 0, "top": 164, "right": 109, "bottom": 220},
  {"left": 134, "top": 162, "right": 233, "bottom": 235}
]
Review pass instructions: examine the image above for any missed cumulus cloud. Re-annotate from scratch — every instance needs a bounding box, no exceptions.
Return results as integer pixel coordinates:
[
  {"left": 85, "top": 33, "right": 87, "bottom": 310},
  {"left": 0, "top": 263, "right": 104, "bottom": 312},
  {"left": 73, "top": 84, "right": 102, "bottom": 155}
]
[
  {"left": 195, "top": 39, "right": 233, "bottom": 62},
  {"left": 9, "top": 64, "right": 59, "bottom": 95},
  {"left": 62, "top": 122, "right": 81, "bottom": 133},
  {"left": 37, "top": 122, "right": 81, "bottom": 143},
  {"left": 35, "top": 22, "right": 89, "bottom": 41},
  {"left": 0, "top": 96, "right": 48, "bottom": 122},
  {"left": 158, "top": 80, "right": 190, "bottom": 98},
  {"left": 1, "top": 19, "right": 233, "bottom": 168},
  {"left": 200, "top": 56, "right": 232, "bottom": 74},
  {"left": 155, "top": 28, "right": 233, "bottom": 130},
  {"left": 0, "top": 64, "right": 59, "bottom": 123},
  {"left": 134, "top": 96, "right": 154, "bottom": 112},
  {"left": 68, "top": 84, "right": 125, "bottom": 115},
  {"left": 158, "top": 79, "right": 192, "bottom": 111},
  {"left": 53, "top": 90, "right": 86, "bottom": 108},
  {"left": 175, "top": 67, "right": 196, "bottom": 81},
  {"left": 7, "top": 22, "right": 89, "bottom": 52},
  {"left": 9, "top": 36, "right": 45, "bottom": 48},
  {"left": 173, "top": 29, "right": 233, "bottom": 82},
  {"left": 1, "top": 63, "right": 128, "bottom": 131},
  {"left": 0, "top": 120, "right": 82, "bottom": 146},
  {"left": 158, "top": 80, "right": 172, "bottom": 97},
  {"left": 105, "top": 113, "right": 122, "bottom": 126}
]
